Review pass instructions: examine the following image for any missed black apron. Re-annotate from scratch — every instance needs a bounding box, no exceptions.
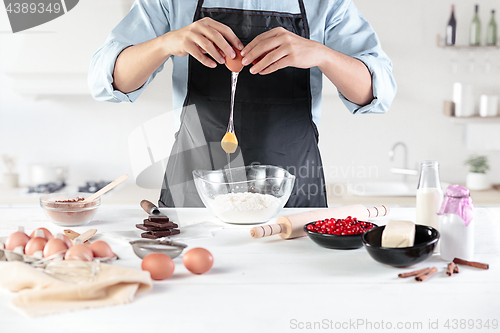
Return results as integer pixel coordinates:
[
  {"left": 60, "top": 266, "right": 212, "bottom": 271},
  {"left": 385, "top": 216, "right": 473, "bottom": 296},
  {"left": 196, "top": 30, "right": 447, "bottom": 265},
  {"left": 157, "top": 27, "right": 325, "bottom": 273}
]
[{"left": 159, "top": 0, "right": 327, "bottom": 208}]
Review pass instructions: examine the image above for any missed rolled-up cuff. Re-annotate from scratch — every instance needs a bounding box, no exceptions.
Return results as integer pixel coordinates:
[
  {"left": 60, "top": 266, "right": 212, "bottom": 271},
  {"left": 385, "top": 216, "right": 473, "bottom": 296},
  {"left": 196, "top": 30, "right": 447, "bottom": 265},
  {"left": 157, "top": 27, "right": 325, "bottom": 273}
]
[
  {"left": 338, "top": 54, "right": 391, "bottom": 115},
  {"left": 90, "top": 40, "right": 153, "bottom": 103}
]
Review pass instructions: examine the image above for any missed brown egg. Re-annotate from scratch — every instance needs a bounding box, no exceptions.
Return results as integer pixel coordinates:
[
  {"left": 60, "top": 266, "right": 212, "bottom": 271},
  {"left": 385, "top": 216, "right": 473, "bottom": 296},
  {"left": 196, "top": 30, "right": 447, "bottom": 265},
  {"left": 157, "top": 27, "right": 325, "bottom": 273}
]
[
  {"left": 64, "top": 244, "right": 94, "bottom": 261},
  {"left": 183, "top": 248, "right": 213, "bottom": 275},
  {"left": 225, "top": 47, "right": 244, "bottom": 73},
  {"left": 30, "top": 228, "right": 53, "bottom": 240},
  {"left": 89, "top": 241, "right": 113, "bottom": 258},
  {"left": 25, "top": 237, "right": 47, "bottom": 256},
  {"left": 43, "top": 238, "right": 68, "bottom": 258},
  {"left": 59, "top": 234, "right": 73, "bottom": 248},
  {"left": 141, "top": 253, "right": 175, "bottom": 280},
  {"left": 5, "top": 230, "right": 30, "bottom": 251}
]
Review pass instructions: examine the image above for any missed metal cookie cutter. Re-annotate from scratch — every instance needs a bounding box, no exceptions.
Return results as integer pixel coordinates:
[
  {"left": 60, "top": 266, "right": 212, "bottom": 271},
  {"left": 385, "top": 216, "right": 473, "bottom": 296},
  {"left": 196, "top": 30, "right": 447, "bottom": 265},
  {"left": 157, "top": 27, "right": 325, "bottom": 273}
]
[{"left": 130, "top": 238, "right": 187, "bottom": 259}]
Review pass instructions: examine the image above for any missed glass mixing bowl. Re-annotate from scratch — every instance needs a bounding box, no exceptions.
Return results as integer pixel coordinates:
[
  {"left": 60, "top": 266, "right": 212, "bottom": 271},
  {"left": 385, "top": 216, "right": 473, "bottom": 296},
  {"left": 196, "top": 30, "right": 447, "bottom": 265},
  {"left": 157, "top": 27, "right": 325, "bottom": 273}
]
[
  {"left": 40, "top": 192, "right": 100, "bottom": 227},
  {"left": 193, "top": 165, "right": 295, "bottom": 224}
]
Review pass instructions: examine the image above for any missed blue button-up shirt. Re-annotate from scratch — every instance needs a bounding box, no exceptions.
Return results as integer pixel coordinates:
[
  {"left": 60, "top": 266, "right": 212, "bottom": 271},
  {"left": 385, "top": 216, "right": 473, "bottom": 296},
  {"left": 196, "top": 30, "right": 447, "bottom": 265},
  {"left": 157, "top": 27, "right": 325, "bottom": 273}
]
[{"left": 89, "top": 0, "right": 396, "bottom": 131}]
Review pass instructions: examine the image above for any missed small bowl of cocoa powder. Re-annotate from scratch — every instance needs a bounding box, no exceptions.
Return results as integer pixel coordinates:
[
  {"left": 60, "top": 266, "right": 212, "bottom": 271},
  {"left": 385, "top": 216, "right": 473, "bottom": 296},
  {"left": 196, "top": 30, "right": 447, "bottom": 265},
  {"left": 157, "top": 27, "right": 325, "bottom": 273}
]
[{"left": 40, "top": 193, "right": 101, "bottom": 227}]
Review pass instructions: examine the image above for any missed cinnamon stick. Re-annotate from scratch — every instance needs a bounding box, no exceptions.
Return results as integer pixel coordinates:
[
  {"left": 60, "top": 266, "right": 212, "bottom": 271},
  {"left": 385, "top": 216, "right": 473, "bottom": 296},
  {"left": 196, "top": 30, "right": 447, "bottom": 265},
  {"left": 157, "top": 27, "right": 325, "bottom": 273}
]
[
  {"left": 415, "top": 267, "right": 437, "bottom": 282},
  {"left": 453, "top": 258, "right": 489, "bottom": 270},
  {"left": 453, "top": 264, "right": 459, "bottom": 274},
  {"left": 446, "top": 262, "right": 455, "bottom": 276},
  {"left": 398, "top": 267, "right": 431, "bottom": 278}
]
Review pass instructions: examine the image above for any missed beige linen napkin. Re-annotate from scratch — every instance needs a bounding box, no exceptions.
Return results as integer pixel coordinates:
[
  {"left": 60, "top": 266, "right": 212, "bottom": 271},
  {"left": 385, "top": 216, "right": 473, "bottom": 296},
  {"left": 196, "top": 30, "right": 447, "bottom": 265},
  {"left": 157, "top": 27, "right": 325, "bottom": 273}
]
[{"left": 0, "top": 261, "right": 152, "bottom": 317}]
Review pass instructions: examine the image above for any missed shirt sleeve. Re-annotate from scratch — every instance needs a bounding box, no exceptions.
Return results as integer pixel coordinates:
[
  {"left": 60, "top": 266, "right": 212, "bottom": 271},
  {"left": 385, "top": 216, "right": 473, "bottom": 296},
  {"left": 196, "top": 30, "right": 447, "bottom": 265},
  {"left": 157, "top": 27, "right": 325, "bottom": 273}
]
[
  {"left": 324, "top": 0, "right": 397, "bottom": 114},
  {"left": 88, "top": 0, "right": 171, "bottom": 103}
]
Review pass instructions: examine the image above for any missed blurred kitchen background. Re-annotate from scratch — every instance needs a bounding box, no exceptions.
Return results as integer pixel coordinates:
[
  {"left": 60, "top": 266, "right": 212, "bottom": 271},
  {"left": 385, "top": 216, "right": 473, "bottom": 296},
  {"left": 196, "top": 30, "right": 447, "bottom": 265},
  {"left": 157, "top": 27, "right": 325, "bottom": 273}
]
[{"left": 1, "top": 0, "right": 499, "bottom": 205}]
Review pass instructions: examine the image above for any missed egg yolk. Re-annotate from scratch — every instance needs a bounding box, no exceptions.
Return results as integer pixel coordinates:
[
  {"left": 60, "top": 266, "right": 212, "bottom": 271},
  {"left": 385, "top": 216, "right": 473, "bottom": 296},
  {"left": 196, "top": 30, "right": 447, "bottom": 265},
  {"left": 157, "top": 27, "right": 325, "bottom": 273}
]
[{"left": 221, "top": 132, "right": 238, "bottom": 154}]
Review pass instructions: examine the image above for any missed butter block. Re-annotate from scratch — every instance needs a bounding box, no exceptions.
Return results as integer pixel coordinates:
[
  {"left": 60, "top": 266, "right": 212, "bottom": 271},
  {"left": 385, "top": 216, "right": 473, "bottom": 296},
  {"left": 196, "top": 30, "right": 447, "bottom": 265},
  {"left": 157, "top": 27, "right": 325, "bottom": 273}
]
[{"left": 381, "top": 220, "right": 416, "bottom": 248}]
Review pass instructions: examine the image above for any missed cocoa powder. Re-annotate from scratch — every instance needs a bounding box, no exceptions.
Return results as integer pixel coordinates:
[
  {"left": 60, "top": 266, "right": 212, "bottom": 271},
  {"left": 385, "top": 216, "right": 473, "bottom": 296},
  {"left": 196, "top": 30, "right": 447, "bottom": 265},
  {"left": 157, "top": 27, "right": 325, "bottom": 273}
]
[
  {"left": 43, "top": 198, "right": 99, "bottom": 226},
  {"left": 55, "top": 197, "right": 85, "bottom": 203}
]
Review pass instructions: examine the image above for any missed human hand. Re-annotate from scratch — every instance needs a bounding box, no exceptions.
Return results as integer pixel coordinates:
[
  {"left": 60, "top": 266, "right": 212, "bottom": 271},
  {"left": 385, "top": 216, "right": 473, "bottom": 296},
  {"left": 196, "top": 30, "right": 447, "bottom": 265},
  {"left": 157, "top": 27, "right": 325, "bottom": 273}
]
[
  {"left": 164, "top": 17, "right": 243, "bottom": 68},
  {"left": 240, "top": 27, "right": 325, "bottom": 75}
]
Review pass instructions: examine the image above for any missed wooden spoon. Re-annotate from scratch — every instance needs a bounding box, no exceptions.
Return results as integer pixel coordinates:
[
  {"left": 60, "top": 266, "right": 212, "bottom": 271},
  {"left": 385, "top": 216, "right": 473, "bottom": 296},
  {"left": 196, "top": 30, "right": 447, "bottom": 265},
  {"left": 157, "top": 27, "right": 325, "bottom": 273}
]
[
  {"left": 64, "top": 229, "right": 96, "bottom": 244},
  {"left": 83, "top": 174, "right": 128, "bottom": 203},
  {"left": 75, "top": 229, "right": 97, "bottom": 243}
]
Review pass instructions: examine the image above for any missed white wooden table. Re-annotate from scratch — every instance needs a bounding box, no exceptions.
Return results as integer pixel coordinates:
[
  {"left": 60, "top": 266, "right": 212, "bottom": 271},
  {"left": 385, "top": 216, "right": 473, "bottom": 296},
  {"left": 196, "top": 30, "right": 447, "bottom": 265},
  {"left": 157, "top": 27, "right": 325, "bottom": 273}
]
[{"left": 0, "top": 206, "right": 499, "bottom": 333}]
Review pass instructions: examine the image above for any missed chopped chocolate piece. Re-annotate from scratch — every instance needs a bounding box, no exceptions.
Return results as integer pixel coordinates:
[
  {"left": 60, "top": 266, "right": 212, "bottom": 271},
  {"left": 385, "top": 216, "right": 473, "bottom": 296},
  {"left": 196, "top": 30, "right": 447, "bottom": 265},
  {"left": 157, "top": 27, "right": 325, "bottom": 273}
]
[
  {"left": 141, "top": 232, "right": 160, "bottom": 239},
  {"left": 148, "top": 215, "right": 170, "bottom": 222},
  {"left": 150, "top": 229, "right": 180, "bottom": 237},
  {"left": 143, "top": 219, "right": 178, "bottom": 228},
  {"left": 136, "top": 224, "right": 170, "bottom": 231},
  {"left": 141, "top": 229, "right": 180, "bottom": 239}
]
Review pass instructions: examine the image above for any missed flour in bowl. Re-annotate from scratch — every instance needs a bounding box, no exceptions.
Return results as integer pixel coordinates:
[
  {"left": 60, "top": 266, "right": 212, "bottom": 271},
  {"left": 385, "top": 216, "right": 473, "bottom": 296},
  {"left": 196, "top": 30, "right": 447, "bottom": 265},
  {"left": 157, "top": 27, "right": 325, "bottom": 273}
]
[{"left": 209, "top": 192, "right": 281, "bottom": 223}]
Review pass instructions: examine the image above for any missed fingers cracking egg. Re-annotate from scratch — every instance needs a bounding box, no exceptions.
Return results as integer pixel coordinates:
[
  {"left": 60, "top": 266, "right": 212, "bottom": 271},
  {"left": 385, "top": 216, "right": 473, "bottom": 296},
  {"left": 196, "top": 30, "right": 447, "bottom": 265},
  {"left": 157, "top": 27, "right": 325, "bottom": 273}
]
[{"left": 225, "top": 47, "right": 244, "bottom": 73}]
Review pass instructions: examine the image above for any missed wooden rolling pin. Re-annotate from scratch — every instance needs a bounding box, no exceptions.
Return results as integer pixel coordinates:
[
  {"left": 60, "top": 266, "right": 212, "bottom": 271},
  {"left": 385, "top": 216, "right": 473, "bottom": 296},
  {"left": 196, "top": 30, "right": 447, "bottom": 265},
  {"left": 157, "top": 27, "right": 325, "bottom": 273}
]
[{"left": 250, "top": 204, "right": 389, "bottom": 240}]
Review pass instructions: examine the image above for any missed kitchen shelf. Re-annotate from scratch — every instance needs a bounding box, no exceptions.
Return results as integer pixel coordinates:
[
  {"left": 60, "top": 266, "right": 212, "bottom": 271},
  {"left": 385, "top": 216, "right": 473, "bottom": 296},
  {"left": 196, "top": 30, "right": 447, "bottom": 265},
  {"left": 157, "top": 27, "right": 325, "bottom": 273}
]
[
  {"left": 448, "top": 116, "right": 500, "bottom": 124},
  {"left": 438, "top": 44, "right": 500, "bottom": 49},
  {"left": 327, "top": 183, "right": 500, "bottom": 206},
  {"left": 436, "top": 34, "right": 500, "bottom": 49}
]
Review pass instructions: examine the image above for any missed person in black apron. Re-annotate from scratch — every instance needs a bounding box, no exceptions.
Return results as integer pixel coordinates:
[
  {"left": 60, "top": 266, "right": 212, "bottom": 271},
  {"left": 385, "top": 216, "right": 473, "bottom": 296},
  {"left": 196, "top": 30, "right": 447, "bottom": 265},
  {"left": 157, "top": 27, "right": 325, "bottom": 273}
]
[{"left": 159, "top": 0, "right": 327, "bottom": 208}]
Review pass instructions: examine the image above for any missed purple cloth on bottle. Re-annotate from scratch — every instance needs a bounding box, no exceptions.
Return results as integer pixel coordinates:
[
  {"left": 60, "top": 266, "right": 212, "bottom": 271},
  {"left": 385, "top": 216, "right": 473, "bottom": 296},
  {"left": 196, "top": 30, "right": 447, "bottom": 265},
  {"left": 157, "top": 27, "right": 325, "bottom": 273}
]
[{"left": 438, "top": 185, "right": 474, "bottom": 226}]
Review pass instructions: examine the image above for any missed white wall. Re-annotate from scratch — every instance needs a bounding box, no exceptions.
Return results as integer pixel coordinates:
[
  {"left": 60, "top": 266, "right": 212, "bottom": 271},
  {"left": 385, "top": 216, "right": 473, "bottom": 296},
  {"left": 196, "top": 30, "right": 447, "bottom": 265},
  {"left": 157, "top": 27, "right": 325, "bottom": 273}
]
[
  {"left": 0, "top": 0, "right": 499, "bottom": 189},
  {"left": 318, "top": 0, "right": 500, "bottom": 186}
]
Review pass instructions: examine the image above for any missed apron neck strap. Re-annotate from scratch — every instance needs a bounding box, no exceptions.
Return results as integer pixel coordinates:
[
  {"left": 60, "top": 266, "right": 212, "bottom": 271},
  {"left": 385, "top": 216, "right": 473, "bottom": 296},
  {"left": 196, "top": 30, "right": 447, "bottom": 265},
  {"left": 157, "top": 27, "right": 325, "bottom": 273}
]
[
  {"left": 297, "top": 0, "right": 309, "bottom": 39},
  {"left": 193, "top": 0, "right": 204, "bottom": 21},
  {"left": 194, "top": 0, "right": 309, "bottom": 39}
]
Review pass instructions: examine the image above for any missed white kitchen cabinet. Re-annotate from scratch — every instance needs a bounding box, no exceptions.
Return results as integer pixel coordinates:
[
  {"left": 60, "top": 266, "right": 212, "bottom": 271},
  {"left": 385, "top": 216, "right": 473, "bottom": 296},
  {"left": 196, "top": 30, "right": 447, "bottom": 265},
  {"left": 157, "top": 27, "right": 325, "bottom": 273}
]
[{"left": 0, "top": 0, "right": 134, "bottom": 96}]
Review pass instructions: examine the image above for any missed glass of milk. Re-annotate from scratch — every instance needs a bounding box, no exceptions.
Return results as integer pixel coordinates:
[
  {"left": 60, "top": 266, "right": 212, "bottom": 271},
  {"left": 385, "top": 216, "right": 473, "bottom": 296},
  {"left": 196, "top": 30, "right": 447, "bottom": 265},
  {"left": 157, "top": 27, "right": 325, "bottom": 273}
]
[{"left": 416, "top": 161, "right": 443, "bottom": 251}]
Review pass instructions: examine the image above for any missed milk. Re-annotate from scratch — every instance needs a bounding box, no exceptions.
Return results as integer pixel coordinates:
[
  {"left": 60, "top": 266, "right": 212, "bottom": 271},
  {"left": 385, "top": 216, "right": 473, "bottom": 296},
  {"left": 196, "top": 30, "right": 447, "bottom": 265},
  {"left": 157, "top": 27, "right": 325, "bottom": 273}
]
[
  {"left": 416, "top": 188, "right": 443, "bottom": 230},
  {"left": 416, "top": 188, "right": 443, "bottom": 252}
]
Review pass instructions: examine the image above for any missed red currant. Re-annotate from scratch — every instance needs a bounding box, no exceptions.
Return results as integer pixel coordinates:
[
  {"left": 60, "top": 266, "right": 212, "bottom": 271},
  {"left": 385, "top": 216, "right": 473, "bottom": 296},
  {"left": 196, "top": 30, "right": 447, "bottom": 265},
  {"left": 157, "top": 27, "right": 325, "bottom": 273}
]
[{"left": 309, "top": 217, "right": 375, "bottom": 235}]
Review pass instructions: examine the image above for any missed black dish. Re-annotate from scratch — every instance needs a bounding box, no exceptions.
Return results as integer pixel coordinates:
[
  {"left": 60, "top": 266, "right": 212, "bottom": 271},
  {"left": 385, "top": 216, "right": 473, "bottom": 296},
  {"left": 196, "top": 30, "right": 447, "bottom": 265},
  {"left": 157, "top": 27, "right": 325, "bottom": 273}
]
[
  {"left": 362, "top": 225, "right": 440, "bottom": 267},
  {"left": 304, "top": 222, "right": 377, "bottom": 250}
]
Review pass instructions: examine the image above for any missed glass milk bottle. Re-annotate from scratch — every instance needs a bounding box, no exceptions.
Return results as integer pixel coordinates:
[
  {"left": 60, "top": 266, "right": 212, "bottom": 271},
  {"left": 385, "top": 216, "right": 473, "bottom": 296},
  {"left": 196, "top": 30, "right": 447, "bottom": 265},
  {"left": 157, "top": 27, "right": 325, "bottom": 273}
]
[
  {"left": 416, "top": 161, "right": 443, "bottom": 234},
  {"left": 438, "top": 185, "right": 475, "bottom": 261}
]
